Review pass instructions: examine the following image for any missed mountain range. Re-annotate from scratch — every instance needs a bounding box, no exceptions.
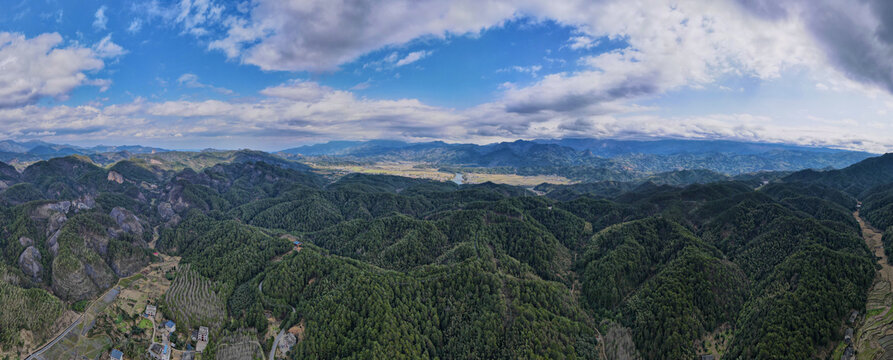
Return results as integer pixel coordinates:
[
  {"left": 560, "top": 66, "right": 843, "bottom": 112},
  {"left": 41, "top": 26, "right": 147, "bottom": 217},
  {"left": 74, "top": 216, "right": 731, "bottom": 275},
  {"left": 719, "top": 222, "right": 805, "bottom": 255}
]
[
  {"left": 3, "top": 148, "right": 893, "bottom": 358},
  {"left": 0, "top": 140, "right": 166, "bottom": 165},
  {"left": 0, "top": 138, "right": 877, "bottom": 185},
  {"left": 280, "top": 138, "right": 875, "bottom": 179}
]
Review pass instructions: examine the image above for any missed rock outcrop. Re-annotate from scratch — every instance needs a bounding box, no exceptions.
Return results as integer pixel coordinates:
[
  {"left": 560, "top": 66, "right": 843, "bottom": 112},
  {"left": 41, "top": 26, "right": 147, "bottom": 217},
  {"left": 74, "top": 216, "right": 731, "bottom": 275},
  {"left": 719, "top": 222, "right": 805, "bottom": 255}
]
[
  {"left": 73, "top": 195, "right": 95, "bottom": 212},
  {"left": 109, "top": 247, "right": 149, "bottom": 277},
  {"left": 51, "top": 251, "right": 115, "bottom": 301},
  {"left": 85, "top": 233, "right": 110, "bottom": 256},
  {"left": 18, "top": 236, "right": 33, "bottom": 247},
  {"left": 34, "top": 201, "right": 71, "bottom": 217},
  {"left": 46, "top": 212, "right": 67, "bottom": 236},
  {"left": 110, "top": 207, "right": 144, "bottom": 236},
  {"left": 52, "top": 253, "right": 99, "bottom": 301},
  {"left": 83, "top": 256, "right": 116, "bottom": 290},
  {"left": 107, "top": 170, "right": 124, "bottom": 184},
  {"left": 47, "top": 229, "right": 61, "bottom": 256},
  {"left": 18, "top": 246, "right": 42, "bottom": 280},
  {"left": 157, "top": 201, "right": 182, "bottom": 227},
  {"left": 158, "top": 202, "right": 175, "bottom": 220}
]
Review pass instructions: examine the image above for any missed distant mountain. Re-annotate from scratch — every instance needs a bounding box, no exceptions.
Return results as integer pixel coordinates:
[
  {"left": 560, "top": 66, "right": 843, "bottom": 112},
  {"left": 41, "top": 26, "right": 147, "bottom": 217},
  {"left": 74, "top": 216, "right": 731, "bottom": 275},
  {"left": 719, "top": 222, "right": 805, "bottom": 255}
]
[
  {"left": 283, "top": 138, "right": 865, "bottom": 157},
  {"left": 0, "top": 140, "right": 168, "bottom": 164},
  {"left": 534, "top": 138, "right": 851, "bottom": 156},
  {"left": 280, "top": 140, "right": 412, "bottom": 156},
  {"left": 280, "top": 138, "right": 875, "bottom": 178},
  {"left": 0, "top": 140, "right": 54, "bottom": 153}
]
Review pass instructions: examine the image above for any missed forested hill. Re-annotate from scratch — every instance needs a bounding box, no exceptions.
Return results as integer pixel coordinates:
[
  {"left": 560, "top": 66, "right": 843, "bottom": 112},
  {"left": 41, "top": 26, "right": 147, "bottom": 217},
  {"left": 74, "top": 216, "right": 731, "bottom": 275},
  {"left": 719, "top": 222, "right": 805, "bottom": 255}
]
[
  {"left": 784, "top": 153, "right": 893, "bottom": 197},
  {"left": 0, "top": 151, "right": 886, "bottom": 358}
]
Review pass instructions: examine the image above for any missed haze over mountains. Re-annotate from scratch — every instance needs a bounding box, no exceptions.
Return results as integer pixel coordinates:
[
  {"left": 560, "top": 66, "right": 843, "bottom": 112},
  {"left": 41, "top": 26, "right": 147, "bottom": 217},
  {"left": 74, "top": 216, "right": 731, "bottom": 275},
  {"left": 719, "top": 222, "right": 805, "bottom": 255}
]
[
  {"left": 282, "top": 138, "right": 863, "bottom": 157},
  {"left": 0, "top": 138, "right": 874, "bottom": 184},
  {"left": 280, "top": 138, "right": 875, "bottom": 179}
]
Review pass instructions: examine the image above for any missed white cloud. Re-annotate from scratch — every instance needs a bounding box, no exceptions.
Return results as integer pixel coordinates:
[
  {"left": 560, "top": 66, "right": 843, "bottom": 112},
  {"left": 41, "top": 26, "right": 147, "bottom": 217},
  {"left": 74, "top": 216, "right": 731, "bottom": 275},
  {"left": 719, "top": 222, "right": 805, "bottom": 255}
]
[
  {"left": 497, "top": 65, "right": 542, "bottom": 76},
  {"left": 5, "top": 77, "right": 893, "bottom": 152},
  {"left": 93, "top": 6, "right": 108, "bottom": 31},
  {"left": 134, "top": 0, "right": 225, "bottom": 37},
  {"left": 566, "top": 35, "right": 597, "bottom": 50},
  {"left": 127, "top": 19, "right": 143, "bottom": 34},
  {"left": 0, "top": 32, "right": 110, "bottom": 108},
  {"left": 176, "top": 73, "right": 234, "bottom": 95},
  {"left": 208, "top": 0, "right": 518, "bottom": 71},
  {"left": 93, "top": 34, "right": 127, "bottom": 58},
  {"left": 395, "top": 51, "right": 430, "bottom": 67},
  {"left": 9, "top": 0, "right": 893, "bottom": 151},
  {"left": 363, "top": 50, "right": 431, "bottom": 71},
  {"left": 351, "top": 79, "right": 372, "bottom": 90}
]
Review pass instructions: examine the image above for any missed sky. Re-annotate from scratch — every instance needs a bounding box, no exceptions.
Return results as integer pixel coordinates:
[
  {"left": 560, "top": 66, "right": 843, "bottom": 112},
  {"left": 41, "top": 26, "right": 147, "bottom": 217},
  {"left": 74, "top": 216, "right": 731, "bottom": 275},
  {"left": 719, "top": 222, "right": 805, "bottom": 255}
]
[{"left": 1, "top": 0, "right": 893, "bottom": 152}]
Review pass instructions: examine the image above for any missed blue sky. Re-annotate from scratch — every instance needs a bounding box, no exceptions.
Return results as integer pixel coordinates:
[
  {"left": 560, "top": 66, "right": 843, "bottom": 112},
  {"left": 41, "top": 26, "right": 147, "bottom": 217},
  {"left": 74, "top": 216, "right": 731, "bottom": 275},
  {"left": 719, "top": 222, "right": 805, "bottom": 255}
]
[{"left": 1, "top": 0, "right": 893, "bottom": 152}]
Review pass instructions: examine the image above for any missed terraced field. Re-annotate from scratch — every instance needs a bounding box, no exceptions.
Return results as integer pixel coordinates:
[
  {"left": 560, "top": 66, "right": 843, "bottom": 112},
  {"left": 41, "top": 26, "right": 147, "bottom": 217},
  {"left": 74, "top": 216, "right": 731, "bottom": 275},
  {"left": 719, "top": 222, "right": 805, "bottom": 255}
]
[
  {"left": 163, "top": 265, "right": 225, "bottom": 330},
  {"left": 216, "top": 331, "right": 264, "bottom": 360},
  {"left": 854, "top": 212, "right": 893, "bottom": 360}
]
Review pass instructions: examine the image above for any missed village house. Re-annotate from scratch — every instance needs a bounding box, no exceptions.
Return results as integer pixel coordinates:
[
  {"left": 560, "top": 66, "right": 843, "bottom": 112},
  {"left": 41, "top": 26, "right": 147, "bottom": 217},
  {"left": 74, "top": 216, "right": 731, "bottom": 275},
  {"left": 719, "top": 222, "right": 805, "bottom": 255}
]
[
  {"left": 196, "top": 326, "right": 210, "bottom": 352},
  {"left": 110, "top": 349, "right": 124, "bottom": 360},
  {"left": 845, "top": 328, "right": 854, "bottom": 345},
  {"left": 145, "top": 304, "right": 157, "bottom": 318},
  {"left": 849, "top": 310, "right": 859, "bottom": 324},
  {"left": 164, "top": 320, "right": 176, "bottom": 333},
  {"left": 148, "top": 343, "right": 170, "bottom": 360}
]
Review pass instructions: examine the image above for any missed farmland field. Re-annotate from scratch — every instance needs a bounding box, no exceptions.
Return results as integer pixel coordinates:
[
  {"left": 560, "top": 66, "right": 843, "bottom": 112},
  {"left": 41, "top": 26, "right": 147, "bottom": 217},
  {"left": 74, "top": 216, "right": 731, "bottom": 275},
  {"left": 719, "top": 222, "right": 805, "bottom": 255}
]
[
  {"left": 216, "top": 331, "right": 264, "bottom": 360},
  {"left": 163, "top": 264, "right": 226, "bottom": 330},
  {"left": 308, "top": 161, "right": 577, "bottom": 187}
]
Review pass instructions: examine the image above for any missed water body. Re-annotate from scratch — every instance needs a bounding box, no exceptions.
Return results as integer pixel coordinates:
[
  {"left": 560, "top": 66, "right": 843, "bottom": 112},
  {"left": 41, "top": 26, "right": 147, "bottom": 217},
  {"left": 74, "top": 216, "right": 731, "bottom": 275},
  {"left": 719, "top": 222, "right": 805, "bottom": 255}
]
[{"left": 452, "top": 173, "right": 464, "bottom": 185}]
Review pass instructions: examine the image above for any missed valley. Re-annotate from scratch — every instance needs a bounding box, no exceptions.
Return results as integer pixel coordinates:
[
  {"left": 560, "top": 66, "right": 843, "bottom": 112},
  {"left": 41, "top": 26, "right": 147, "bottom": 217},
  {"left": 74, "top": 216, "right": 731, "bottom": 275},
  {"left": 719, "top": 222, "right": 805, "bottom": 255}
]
[
  {"left": 0, "top": 146, "right": 892, "bottom": 359},
  {"left": 308, "top": 161, "right": 577, "bottom": 187},
  {"left": 853, "top": 212, "right": 893, "bottom": 359},
  {"left": 7, "top": 0, "right": 893, "bottom": 357}
]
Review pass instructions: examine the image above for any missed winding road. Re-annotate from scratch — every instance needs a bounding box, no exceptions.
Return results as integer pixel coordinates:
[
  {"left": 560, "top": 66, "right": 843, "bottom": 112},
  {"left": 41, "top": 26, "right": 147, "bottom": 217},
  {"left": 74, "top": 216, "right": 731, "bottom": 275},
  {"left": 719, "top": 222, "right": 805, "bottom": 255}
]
[{"left": 269, "top": 329, "right": 286, "bottom": 360}]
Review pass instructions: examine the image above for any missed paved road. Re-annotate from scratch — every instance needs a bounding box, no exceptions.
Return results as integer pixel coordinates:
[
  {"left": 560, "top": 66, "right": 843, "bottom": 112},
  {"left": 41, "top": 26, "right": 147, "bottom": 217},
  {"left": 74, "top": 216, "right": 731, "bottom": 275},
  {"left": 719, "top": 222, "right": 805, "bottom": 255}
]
[
  {"left": 259, "top": 278, "right": 296, "bottom": 360},
  {"left": 25, "top": 316, "right": 82, "bottom": 360},
  {"left": 24, "top": 284, "right": 122, "bottom": 359},
  {"left": 269, "top": 329, "right": 285, "bottom": 360}
]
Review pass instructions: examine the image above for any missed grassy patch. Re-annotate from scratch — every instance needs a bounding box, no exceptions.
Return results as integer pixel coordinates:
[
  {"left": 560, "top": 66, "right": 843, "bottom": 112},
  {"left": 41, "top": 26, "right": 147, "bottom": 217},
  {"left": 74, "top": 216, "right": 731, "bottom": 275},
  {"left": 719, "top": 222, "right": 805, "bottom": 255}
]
[
  {"left": 72, "top": 300, "right": 90, "bottom": 312},
  {"left": 119, "top": 273, "right": 145, "bottom": 289},
  {"left": 866, "top": 308, "right": 885, "bottom": 319},
  {"left": 138, "top": 318, "right": 153, "bottom": 329}
]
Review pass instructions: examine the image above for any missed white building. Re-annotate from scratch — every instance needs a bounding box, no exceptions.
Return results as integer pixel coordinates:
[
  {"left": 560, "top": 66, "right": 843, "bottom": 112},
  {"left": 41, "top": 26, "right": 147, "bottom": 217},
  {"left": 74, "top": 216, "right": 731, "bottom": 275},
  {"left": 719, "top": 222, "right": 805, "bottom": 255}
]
[
  {"left": 196, "top": 326, "right": 209, "bottom": 352},
  {"left": 145, "top": 304, "right": 157, "bottom": 318}
]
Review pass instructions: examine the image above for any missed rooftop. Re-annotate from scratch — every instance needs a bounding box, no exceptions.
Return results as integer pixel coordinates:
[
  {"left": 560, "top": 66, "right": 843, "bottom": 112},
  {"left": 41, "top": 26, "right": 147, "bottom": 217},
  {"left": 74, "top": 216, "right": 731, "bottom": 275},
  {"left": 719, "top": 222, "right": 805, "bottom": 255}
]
[{"left": 110, "top": 349, "right": 124, "bottom": 359}]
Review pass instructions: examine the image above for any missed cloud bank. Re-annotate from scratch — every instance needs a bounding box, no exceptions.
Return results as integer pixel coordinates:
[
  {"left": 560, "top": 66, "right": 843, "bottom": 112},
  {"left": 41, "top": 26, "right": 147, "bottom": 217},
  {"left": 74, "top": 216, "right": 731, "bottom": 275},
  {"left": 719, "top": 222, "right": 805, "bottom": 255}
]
[
  {"left": 0, "top": 32, "right": 123, "bottom": 108},
  {"left": 4, "top": 0, "right": 893, "bottom": 152}
]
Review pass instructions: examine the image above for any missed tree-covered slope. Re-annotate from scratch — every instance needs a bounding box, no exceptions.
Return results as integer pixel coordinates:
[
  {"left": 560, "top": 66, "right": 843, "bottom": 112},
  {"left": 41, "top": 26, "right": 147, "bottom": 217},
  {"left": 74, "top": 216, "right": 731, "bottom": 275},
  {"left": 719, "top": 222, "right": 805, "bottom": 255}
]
[{"left": 0, "top": 152, "right": 886, "bottom": 359}]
